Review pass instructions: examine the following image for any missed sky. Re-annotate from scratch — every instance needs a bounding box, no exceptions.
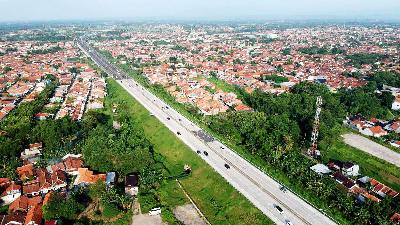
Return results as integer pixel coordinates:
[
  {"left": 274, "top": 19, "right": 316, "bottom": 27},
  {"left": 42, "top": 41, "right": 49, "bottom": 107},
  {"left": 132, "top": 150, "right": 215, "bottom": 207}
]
[{"left": 1, "top": 0, "right": 400, "bottom": 22}]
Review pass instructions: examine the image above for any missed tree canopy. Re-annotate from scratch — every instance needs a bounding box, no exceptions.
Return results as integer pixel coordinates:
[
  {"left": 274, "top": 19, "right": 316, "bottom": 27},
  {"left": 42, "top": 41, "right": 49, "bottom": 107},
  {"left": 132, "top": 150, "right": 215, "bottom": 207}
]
[{"left": 82, "top": 119, "right": 154, "bottom": 176}]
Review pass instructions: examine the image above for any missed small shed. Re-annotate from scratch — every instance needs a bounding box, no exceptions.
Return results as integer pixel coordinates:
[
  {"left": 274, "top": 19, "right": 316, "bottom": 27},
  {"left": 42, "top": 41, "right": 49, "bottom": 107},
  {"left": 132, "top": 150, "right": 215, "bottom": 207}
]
[
  {"left": 125, "top": 175, "right": 139, "bottom": 196},
  {"left": 310, "top": 164, "right": 332, "bottom": 175},
  {"left": 106, "top": 172, "right": 116, "bottom": 187}
]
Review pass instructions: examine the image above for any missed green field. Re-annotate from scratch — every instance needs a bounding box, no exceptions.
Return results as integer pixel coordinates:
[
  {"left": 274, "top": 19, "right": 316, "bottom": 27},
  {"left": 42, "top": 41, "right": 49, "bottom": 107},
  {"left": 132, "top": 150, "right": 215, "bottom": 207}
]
[
  {"left": 207, "top": 76, "right": 243, "bottom": 97},
  {"left": 103, "top": 79, "right": 273, "bottom": 225},
  {"left": 323, "top": 137, "right": 400, "bottom": 191}
]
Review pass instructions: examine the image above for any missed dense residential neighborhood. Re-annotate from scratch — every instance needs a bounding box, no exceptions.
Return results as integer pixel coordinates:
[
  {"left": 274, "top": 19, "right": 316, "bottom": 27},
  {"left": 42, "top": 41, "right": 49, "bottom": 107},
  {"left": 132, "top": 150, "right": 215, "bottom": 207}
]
[
  {"left": 91, "top": 23, "right": 400, "bottom": 225},
  {"left": 0, "top": 20, "right": 400, "bottom": 225},
  {"left": 0, "top": 41, "right": 106, "bottom": 122}
]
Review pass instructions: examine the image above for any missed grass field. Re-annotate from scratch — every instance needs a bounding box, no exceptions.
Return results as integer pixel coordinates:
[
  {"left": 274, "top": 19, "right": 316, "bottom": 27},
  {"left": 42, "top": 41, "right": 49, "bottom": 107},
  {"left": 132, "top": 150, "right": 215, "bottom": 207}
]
[
  {"left": 323, "top": 137, "right": 400, "bottom": 191},
  {"left": 103, "top": 78, "right": 273, "bottom": 225},
  {"left": 207, "top": 76, "right": 243, "bottom": 98}
]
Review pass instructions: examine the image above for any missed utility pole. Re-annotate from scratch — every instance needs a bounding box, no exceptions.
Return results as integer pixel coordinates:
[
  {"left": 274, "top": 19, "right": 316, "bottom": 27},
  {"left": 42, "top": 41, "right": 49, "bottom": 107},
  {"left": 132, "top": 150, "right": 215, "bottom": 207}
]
[{"left": 307, "top": 96, "right": 322, "bottom": 159}]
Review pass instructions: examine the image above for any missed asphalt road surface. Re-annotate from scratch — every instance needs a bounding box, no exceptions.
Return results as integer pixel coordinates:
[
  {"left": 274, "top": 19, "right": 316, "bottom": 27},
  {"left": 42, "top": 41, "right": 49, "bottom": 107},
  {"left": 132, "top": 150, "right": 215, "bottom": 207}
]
[
  {"left": 342, "top": 133, "right": 400, "bottom": 167},
  {"left": 77, "top": 37, "right": 337, "bottom": 225}
]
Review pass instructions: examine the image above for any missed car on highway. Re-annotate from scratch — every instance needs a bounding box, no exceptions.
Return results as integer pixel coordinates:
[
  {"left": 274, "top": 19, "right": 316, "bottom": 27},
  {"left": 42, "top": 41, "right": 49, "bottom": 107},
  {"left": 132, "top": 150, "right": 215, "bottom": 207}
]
[
  {"left": 273, "top": 204, "right": 284, "bottom": 214},
  {"left": 177, "top": 131, "right": 181, "bottom": 135},
  {"left": 203, "top": 151, "right": 208, "bottom": 156},
  {"left": 224, "top": 163, "right": 230, "bottom": 169},
  {"left": 285, "top": 220, "right": 293, "bottom": 225}
]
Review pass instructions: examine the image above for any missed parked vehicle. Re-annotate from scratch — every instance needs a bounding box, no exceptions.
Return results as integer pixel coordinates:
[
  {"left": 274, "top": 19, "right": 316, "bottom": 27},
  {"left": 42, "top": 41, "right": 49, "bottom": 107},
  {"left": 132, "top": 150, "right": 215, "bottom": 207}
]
[
  {"left": 167, "top": 117, "right": 170, "bottom": 120},
  {"left": 203, "top": 151, "right": 208, "bottom": 156},
  {"left": 149, "top": 207, "right": 161, "bottom": 216},
  {"left": 196, "top": 150, "right": 201, "bottom": 154},
  {"left": 177, "top": 131, "right": 181, "bottom": 135},
  {"left": 224, "top": 163, "right": 230, "bottom": 169}
]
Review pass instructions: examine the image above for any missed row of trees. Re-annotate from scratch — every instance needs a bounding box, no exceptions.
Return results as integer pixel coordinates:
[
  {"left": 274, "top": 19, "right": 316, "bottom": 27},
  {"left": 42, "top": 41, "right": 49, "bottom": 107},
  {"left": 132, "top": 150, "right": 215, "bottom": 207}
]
[
  {"left": 28, "top": 46, "right": 63, "bottom": 55},
  {"left": 297, "top": 46, "right": 345, "bottom": 55}
]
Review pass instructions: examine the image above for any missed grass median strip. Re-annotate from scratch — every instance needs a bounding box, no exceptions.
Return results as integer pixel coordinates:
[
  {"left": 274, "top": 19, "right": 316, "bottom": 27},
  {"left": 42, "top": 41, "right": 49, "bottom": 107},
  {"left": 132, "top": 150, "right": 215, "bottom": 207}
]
[{"left": 104, "top": 78, "right": 273, "bottom": 225}]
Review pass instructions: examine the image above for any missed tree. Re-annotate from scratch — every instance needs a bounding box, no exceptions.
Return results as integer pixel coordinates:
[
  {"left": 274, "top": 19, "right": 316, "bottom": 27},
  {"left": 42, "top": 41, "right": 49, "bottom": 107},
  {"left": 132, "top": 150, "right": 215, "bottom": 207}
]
[
  {"left": 378, "top": 92, "right": 395, "bottom": 109},
  {"left": 282, "top": 48, "right": 291, "bottom": 56},
  {"left": 43, "top": 193, "right": 84, "bottom": 221},
  {"left": 3, "top": 66, "right": 12, "bottom": 73},
  {"left": 69, "top": 67, "right": 80, "bottom": 74},
  {"left": 82, "top": 120, "right": 154, "bottom": 176},
  {"left": 370, "top": 71, "right": 400, "bottom": 88},
  {"left": 345, "top": 53, "right": 387, "bottom": 68}
]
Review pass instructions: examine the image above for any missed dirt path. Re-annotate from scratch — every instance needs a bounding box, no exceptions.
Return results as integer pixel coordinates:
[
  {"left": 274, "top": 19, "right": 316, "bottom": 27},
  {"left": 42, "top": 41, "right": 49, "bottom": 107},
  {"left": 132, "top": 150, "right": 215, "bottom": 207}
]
[
  {"left": 173, "top": 204, "right": 206, "bottom": 225},
  {"left": 131, "top": 214, "right": 166, "bottom": 225}
]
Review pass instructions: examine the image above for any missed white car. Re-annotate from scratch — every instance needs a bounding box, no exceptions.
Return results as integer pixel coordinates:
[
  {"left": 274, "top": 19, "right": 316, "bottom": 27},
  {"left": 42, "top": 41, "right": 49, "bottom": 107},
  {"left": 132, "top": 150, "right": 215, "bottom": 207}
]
[{"left": 149, "top": 207, "right": 161, "bottom": 216}]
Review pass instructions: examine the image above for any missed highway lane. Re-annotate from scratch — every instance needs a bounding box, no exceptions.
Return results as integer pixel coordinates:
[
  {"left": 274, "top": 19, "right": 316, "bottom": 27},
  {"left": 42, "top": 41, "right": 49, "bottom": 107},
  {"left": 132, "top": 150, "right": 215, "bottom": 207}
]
[{"left": 77, "top": 38, "right": 337, "bottom": 225}]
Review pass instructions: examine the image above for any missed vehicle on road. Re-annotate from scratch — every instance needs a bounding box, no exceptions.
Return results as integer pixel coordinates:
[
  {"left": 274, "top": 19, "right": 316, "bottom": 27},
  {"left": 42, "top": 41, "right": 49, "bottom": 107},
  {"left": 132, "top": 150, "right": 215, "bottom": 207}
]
[
  {"left": 220, "top": 146, "right": 225, "bottom": 149},
  {"left": 280, "top": 185, "right": 287, "bottom": 193},
  {"left": 150, "top": 113, "right": 154, "bottom": 116},
  {"left": 224, "top": 163, "right": 230, "bottom": 169},
  {"left": 196, "top": 150, "right": 201, "bottom": 154},
  {"left": 285, "top": 220, "right": 293, "bottom": 225},
  {"left": 165, "top": 106, "right": 169, "bottom": 109},
  {"left": 203, "top": 151, "right": 208, "bottom": 156},
  {"left": 178, "top": 118, "right": 181, "bottom": 121},
  {"left": 177, "top": 131, "right": 181, "bottom": 135},
  {"left": 167, "top": 117, "right": 170, "bottom": 120},
  {"left": 273, "top": 204, "right": 284, "bottom": 214}
]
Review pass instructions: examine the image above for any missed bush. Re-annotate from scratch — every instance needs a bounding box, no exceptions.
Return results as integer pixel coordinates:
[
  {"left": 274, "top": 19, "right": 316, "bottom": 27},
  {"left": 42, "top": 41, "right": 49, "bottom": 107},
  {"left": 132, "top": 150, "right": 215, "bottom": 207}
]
[{"left": 102, "top": 202, "right": 121, "bottom": 218}]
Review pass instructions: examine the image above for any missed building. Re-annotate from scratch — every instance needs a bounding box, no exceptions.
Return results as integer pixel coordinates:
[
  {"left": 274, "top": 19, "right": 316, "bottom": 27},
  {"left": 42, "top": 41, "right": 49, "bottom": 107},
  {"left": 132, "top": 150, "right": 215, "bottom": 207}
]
[
  {"left": 0, "top": 182, "right": 21, "bottom": 205},
  {"left": 390, "top": 213, "right": 400, "bottom": 224},
  {"left": 125, "top": 175, "right": 139, "bottom": 196},
  {"left": 20, "top": 143, "right": 42, "bottom": 164},
  {"left": 73, "top": 168, "right": 106, "bottom": 186},
  {"left": 310, "top": 164, "right": 332, "bottom": 175},
  {"left": 106, "top": 172, "right": 116, "bottom": 187}
]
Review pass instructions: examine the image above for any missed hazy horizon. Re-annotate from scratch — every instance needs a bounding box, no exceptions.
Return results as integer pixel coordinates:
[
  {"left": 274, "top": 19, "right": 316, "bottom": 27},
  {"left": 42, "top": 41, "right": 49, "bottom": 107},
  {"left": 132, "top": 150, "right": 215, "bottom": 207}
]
[{"left": 1, "top": 0, "right": 400, "bottom": 22}]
